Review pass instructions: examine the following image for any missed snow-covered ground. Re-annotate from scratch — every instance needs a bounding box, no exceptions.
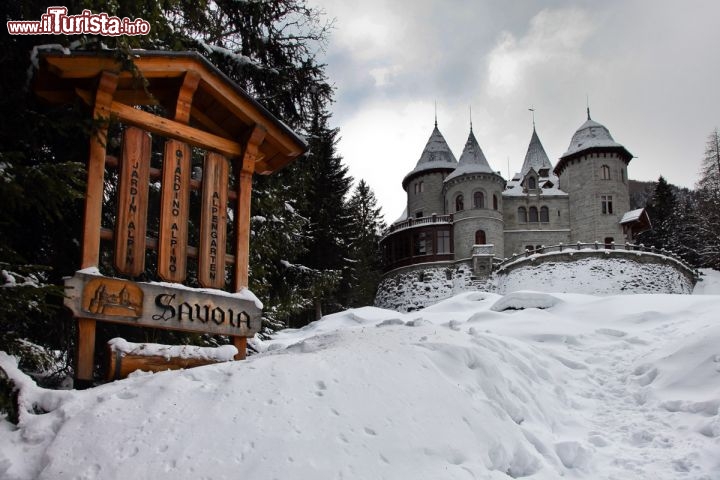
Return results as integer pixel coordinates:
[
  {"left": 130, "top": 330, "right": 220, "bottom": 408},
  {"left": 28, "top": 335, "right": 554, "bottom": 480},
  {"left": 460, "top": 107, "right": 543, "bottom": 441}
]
[{"left": 1, "top": 270, "right": 719, "bottom": 479}]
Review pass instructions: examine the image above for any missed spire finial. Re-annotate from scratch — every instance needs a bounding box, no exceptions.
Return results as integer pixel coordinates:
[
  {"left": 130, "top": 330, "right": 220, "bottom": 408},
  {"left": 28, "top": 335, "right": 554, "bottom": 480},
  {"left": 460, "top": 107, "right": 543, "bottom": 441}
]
[
  {"left": 469, "top": 105, "right": 473, "bottom": 133},
  {"left": 434, "top": 101, "right": 438, "bottom": 128},
  {"left": 586, "top": 94, "right": 591, "bottom": 120},
  {"left": 528, "top": 105, "right": 536, "bottom": 130}
]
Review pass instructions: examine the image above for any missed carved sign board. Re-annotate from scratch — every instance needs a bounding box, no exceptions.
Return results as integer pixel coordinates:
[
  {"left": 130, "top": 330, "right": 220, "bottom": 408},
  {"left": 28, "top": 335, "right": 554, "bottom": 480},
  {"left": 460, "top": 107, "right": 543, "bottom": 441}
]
[{"left": 64, "top": 271, "right": 261, "bottom": 337}]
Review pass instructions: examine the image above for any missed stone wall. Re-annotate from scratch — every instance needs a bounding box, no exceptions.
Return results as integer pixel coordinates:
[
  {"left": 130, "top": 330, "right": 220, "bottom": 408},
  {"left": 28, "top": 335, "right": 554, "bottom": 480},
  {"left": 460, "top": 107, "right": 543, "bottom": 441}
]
[
  {"left": 374, "top": 261, "right": 491, "bottom": 312},
  {"left": 406, "top": 171, "right": 447, "bottom": 219},
  {"left": 496, "top": 250, "right": 695, "bottom": 295}
]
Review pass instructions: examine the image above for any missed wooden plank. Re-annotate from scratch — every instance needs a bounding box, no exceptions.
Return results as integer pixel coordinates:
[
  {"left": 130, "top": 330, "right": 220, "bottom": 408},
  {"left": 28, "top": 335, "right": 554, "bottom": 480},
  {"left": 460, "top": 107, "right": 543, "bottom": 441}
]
[
  {"left": 107, "top": 352, "right": 219, "bottom": 381},
  {"left": 114, "top": 127, "right": 151, "bottom": 276},
  {"left": 158, "top": 140, "right": 191, "bottom": 282},
  {"left": 198, "top": 152, "right": 229, "bottom": 289},
  {"left": 76, "top": 89, "right": 245, "bottom": 159},
  {"left": 64, "top": 271, "right": 262, "bottom": 337},
  {"left": 233, "top": 125, "right": 266, "bottom": 291}
]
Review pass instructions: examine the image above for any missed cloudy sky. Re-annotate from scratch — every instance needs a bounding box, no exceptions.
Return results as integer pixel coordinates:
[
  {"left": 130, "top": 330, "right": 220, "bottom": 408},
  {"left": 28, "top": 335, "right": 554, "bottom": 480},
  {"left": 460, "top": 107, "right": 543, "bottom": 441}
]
[{"left": 311, "top": 0, "right": 720, "bottom": 222}]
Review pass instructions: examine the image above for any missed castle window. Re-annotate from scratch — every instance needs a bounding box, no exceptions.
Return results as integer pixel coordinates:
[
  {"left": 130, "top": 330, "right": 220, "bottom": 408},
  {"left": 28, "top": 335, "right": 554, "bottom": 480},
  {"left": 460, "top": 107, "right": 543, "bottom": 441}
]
[
  {"left": 493, "top": 194, "right": 498, "bottom": 210},
  {"left": 528, "top": 177, "right": 537, "bottom": 189},
  {"left": 473, "top": 191, "right": 484, "bottom": 209},
  {"left": 455, "top": 194, "right": 464, "bottom": 212},
  {"left": 601, "top": 165, "right": 611, "bottom": 180},
  {"left": 601, "top": 195, "right": 613, "bottom": 214},
  {"left": 529, "top": 206, "right": 539, "bottom": 222},
  {"left": 518, "top": 206, "right": 527, "bottom": 223},
  {"left": 419, "top": 181, "right": 424, "bottom": 192},
  {"left": 415, "top": 211, "right": 423, "bottom": 218},
  {"left": 437, "top": 230, "right": 450, "bottom": 253},
  {"left": 621, "top": 169, "right": 625, "bottom": 183},
  {"left": 540, "top": 206, "right": 549, "bottom": 222},
  {"left": 413, "top": 231, "right": 431, "bottom": 256},
  {"left": 475, "top": 230, "right": 486, "bottom": 245}
]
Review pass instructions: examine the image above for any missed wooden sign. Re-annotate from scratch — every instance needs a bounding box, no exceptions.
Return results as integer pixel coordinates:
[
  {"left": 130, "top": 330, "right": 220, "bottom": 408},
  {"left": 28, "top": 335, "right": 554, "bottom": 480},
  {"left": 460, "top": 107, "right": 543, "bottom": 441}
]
[
  {"left": 65, "top": 271, "right": 261, "bottom": 337},
  {"left": 158, "top": 140, "right": 191, "bottom": 282},
  {"left": 198, "top": 152, "right": 229, "bottom": 288},
  {"left": 114, "top": 127, "right": 151, "bottom": 276}
]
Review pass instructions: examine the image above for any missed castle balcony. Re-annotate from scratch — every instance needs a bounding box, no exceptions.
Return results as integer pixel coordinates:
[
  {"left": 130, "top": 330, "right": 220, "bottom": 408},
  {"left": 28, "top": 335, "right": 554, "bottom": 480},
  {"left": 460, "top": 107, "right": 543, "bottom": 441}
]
[{"left": 380, "top": 214, "right": 455, "bottom": 273}]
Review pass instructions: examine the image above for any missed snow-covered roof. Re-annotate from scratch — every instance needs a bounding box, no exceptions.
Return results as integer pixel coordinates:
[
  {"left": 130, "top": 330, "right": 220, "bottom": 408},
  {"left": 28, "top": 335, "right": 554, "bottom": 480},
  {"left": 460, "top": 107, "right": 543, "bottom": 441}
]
[
  {"left": 520, "top": 128, "right": 554, "bottom": 177},
  {"left": 503, "top": 128, "right": 566, "bottom": 197},
  {"left": 560, "top": 118, "right": 629, "bottom": 160},
  {"left": 555, "top": 114, "right": 633, "bottom": 176},
  {"left": 620, "top": 208, "right": 646, "bottom": 224},
  {"left": 444, "top": 130, "right": 497, "bottom": 182},
  {"left": 402, "top": 125, "right": 457, "bottom": 188}
]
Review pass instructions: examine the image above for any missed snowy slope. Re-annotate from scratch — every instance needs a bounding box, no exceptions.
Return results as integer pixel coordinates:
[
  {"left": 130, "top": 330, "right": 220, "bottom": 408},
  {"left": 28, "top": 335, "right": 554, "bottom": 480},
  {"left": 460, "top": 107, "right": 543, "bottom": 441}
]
[{"left": 1, "top": 274, "right": 719, "bottom": 479}]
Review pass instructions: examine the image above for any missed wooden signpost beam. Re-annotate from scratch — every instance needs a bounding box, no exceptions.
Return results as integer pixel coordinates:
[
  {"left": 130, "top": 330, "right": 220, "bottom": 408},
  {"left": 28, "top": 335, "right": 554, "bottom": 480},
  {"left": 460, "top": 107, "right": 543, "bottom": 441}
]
[
  {"left": 232, "top": 125, "right": 266, "bottom": 359},
  {"left": 77, "top": 71, "right": 118, "bottom": 386}
]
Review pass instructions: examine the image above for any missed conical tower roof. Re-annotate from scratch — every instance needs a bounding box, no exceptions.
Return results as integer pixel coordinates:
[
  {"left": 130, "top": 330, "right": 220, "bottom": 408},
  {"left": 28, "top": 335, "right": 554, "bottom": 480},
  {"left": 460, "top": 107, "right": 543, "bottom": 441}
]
[
  {"left": 555, "top": 111, "right": 633, "bottom": 176},
  {"left": 520, "top": 127, "right": 553, "bottom": 176},
  {"left": 402, "top": 125, "right": 457, "bottom": 189},
  {"left": 444, "top": 129, "right": 496, "bottom": 182}
]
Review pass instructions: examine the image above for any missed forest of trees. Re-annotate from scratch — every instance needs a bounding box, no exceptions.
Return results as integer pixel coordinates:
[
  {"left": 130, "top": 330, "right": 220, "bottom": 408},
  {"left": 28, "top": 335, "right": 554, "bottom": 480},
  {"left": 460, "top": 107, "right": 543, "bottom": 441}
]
[
  {"left": 635, "top": 128, "right": 720, "bottom": 271},
  {"left": 0, "top": 1, "right": 385, "bottom": 381}
]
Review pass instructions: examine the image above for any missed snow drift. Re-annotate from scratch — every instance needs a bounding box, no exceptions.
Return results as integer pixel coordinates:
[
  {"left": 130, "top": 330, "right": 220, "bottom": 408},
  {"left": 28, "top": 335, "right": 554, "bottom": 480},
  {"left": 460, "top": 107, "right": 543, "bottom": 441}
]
[{"left": 1, "top": 273, "right": 719, "bottom": 479}]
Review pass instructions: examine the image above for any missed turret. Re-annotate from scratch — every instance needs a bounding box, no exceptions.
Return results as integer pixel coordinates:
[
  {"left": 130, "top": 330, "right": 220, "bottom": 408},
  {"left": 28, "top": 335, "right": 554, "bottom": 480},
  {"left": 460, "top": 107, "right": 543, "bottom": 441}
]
[
  {"left": 443, "top": 128, "right": 505, "bottom": 259},
  {"left": 402, "top": 123, "right": 457, "bottom": 219},
  {"left": 555, "top": 110, "right": 632, "bottom": 244}
]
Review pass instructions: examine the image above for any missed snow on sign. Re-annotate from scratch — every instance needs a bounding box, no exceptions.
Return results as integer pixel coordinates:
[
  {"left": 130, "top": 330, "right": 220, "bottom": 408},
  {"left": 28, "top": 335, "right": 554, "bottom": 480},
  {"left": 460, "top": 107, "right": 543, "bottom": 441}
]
[
  {"left": 64, "top": 271, "right": 261, "bottom": 337},
  {"left": 35, "top": 50, "right": 307, "bottom": 384}
]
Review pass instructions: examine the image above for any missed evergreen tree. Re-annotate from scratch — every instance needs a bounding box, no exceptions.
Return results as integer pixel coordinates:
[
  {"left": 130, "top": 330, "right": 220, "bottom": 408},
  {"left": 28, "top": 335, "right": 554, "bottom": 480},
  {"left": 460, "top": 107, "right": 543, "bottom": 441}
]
[
  {"left": 1, "top": 1, "right": 336, "bottom": 369},
  {"left": 291, "top": 107, "right": 353, "bottom": 324},
  {"left": 345, "top": 180, "right": 386, "bottom": 307},
  {"left": 638, "top": 176, "right": 677, "bottom": 252},
  {"left": 695, "top": 129, "right": 720, "bottom": 269}
]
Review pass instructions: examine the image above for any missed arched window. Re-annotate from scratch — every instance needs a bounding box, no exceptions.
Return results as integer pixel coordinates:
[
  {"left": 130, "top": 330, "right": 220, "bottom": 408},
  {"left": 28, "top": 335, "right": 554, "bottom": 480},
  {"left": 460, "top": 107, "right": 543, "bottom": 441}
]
[
  {"left": 529, "top": 206, "right": 539, "bottom": 222},
  {"left": 621, "top": 169, "right": 625, "bottom": 183},
  {"left": 493, "top": 194, "right": 498, "bottom": 210},
  {"left": 475, "top": 230, "right": 486, "bottom": 245},
  {"left": 473, "top": 191, "right": 484, "bottom": 209},
  {"left": 601, "top": 165, "right": 611, "bottom": 180},
  {"left": 455, "top": 194, "right": 464, "bottom": 212},
  {"left": 528, "top": 177, "right": 537, "bottom": 189},
  {"left": 518, "top": 206, "right": 527, "bottom": 223},
  {"left": 539, "top": 206, "right": 549, "bottom": 222},
  {"left": 419, "top": 181, "right": 424, "bottom": 192}
]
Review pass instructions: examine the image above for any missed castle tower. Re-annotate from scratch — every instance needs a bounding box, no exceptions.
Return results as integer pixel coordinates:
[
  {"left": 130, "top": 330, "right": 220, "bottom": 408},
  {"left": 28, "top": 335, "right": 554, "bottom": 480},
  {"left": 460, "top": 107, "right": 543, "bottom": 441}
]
[
  {"left": 503, "top": 125, "right": 571, "bottom": 256},
  {"left": 443, "top": 128, "right": 505, "bottom": 259},
  {"left": 402, "top": 122, "right": 457, "bottom": 219},
  {"left": 554, "top": 110, "right": 633, "bottom": 244}
]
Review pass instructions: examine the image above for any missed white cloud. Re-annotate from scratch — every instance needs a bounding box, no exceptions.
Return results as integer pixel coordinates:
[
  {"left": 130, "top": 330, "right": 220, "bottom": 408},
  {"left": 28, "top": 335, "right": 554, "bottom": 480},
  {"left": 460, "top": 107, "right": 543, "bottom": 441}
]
[{"left": 487, "top": 8, "right": 595, "bottom": 97}]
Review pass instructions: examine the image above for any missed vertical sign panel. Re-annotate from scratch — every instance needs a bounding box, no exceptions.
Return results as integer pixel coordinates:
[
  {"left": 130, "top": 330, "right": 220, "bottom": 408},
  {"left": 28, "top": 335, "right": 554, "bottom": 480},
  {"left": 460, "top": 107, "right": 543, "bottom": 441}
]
[
  {"left": 114, "top": 127, "right": 151, "bottom": 276},
  {"left": 158, "top": 140, "right": 191, "bottom": 282},
  {"left": 198, "top": 152, "right": 229, "bottom": 289}
]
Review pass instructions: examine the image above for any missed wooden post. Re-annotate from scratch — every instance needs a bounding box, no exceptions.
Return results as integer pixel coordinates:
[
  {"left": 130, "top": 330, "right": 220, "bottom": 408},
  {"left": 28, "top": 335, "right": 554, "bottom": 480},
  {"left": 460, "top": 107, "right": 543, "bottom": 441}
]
[
  {"left": 232, "top": 125, "right": 266, "bottom": 360},
  {"left": 198, "top": 152, "right": 229, "bottom": 289},
  {"left": 77, "top": 71, "right": 118, "bottom": 386},
  {"left": 114, "top": 127, "right": 151, "bottom": 276}
]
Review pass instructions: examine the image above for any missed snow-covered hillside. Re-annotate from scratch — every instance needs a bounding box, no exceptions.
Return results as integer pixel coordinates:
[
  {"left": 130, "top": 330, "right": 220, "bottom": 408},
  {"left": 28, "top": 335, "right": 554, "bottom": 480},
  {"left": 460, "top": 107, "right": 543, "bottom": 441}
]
[{"left": 1, "top": 271, "right": 719, "bottom": 479}]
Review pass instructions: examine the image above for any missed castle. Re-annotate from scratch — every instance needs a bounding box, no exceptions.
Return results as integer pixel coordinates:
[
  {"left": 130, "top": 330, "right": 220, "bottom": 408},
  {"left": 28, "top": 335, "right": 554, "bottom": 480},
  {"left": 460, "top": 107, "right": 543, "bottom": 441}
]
[{"left": 379, "top": 109, "right": 651, "bottom": 280}]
